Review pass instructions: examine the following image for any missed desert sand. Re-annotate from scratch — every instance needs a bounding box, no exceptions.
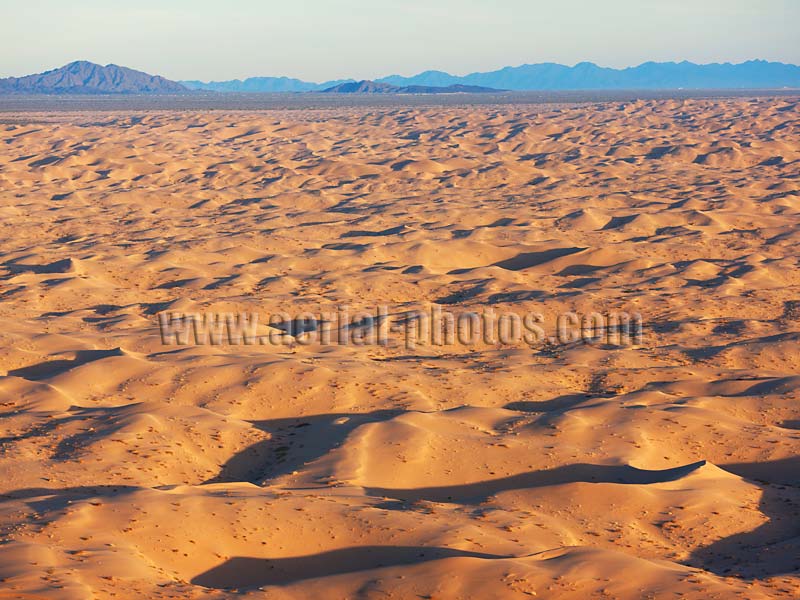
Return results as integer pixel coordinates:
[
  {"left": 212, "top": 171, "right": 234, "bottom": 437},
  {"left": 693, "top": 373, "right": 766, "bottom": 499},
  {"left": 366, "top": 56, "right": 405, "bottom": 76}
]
[{"left": 0, "top": 97, "right": 798, "bottom": 599}]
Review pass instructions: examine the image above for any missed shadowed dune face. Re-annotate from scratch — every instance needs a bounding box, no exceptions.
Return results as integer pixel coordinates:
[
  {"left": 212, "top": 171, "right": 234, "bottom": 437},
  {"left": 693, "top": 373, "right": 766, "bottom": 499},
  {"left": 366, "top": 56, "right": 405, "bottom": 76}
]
[
  {"left": 0, "top": 97, "right": 799, "bottom": 599},
  {"left": 207, "top": 410, "right": 403, "bottom": 484},
  {"left": 6, "top": 348, "right": 124, "bottom": 380},
  {"left": 689, "top": 457, "right": 800, "bottom": 579},
  {"left": 192, "top": 546, "right": 508, "bottom": 589},
  {"left": 365, "top": 461, "right": 708, "bottom": 503},
  {"left": 492, "top": 247, "right": 587, "bottom": 271}
]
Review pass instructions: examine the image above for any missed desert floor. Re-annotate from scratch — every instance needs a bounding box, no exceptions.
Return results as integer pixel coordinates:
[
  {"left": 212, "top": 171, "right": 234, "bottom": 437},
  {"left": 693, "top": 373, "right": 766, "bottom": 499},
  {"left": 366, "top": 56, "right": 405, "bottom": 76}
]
[{"left": 0, "top": 97, "right": 798, "bottom": 599}]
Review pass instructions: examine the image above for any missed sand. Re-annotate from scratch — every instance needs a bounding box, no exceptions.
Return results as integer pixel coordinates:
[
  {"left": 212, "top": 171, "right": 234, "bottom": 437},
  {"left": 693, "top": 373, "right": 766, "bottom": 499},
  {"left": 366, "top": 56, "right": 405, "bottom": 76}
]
[{"left": 0, "top": 97, "right": 798, "bottom": 599}]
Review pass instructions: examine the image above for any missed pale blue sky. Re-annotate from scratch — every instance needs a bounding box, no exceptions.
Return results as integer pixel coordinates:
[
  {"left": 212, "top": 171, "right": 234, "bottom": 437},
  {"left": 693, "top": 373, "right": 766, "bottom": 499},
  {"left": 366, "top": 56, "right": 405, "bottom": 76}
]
[{"left": 2, "top": 0, "right": 798, "bottom": 81}]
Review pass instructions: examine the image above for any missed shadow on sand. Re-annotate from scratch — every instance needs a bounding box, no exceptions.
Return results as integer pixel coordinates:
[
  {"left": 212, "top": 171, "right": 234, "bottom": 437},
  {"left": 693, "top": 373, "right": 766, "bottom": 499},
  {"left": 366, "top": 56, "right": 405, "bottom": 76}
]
[
  {"left": 365, "top": 461, "right": 707, "bottom": 503},
  {"left": 688, "top": 456, "right": 800, "bottom": 578},
  {"left": 192, "top": 545, "right": 508, "bottom": 589},
  {"left": 206, "top": 409, "right": 403, "bottom": 484}
]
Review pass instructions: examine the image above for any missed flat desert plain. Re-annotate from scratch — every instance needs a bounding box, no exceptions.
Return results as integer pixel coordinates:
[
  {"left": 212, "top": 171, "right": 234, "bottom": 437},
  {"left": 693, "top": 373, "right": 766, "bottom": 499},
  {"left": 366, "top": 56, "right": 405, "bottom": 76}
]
[{"left": 0, "top": 97, "right": 798, "bottom": 599}]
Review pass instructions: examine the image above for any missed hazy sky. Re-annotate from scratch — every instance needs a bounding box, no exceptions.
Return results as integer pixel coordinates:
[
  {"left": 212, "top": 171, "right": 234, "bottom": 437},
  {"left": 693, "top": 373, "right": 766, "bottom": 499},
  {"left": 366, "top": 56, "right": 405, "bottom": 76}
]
[{"left": 2, "top": 0, "right": 798, "bottom": 81}]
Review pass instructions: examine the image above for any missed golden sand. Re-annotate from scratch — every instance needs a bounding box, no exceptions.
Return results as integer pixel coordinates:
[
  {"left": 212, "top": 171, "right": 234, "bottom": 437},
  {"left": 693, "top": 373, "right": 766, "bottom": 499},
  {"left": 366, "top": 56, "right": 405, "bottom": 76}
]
[{"left": 0, "top": 97, "right": 798, "bottom": 598}]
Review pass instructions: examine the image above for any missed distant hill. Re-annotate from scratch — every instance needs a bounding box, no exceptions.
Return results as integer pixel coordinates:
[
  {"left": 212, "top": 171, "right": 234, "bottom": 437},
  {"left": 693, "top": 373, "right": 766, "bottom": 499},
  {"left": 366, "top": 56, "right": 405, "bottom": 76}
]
[
  {"left": 400, "top": 83, "right": 504, "bottom": 94},
  {"left": 322, "top": 80, "right": 400, "bottom": 93},
  {"left": 379, "top": 70, "right": 461, "bottom": 88},
  {"left": 181, "top": 77, "right": 354, "bottom": 92},
  {"left": 0, "top": 61, "right": 187, "bottom": 94},
  {"left": 379, "top": 60, "right": 800, "bottom": 90},
  {"left": 320, "top": 80, "right": 503, "bottom": 94}
]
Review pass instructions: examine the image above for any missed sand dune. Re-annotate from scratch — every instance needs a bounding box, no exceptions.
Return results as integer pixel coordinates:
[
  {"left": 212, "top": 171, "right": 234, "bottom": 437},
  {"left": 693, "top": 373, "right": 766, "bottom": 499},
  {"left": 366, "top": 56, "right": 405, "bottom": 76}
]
[{"left": 0, "top": 97, "right": 798, "bottom": 598}]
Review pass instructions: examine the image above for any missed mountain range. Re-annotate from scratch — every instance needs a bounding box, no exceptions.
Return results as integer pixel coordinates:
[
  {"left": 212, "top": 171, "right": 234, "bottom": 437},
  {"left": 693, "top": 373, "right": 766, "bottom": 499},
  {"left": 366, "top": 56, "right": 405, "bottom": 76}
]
[
  {"left": 2, "top": 60, "right": 800, "bottom": 95},
  {"left": 184, "top": 60, "right": 800, "bottom": 92},
  {"left": 0, "top": 61, "right": 187, "bottom": 94},
  {"left": 181, "top": 76, "right": 351, "bottom": 93},
  {"left": 320, "top": 80, "right": 502, "bottom": 94},
  {"left": 377, "top": 60, "right": 800, "bottom": 90}
]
